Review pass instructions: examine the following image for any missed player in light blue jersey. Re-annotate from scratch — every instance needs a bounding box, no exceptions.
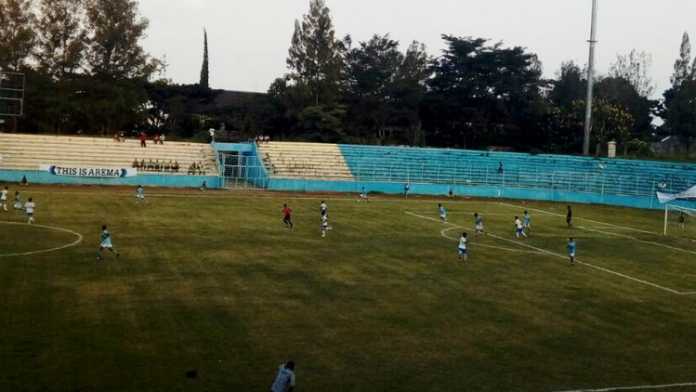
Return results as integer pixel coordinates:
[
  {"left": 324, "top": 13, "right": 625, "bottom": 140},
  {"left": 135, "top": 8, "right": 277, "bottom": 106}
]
[
  {"left": 474, "top": 213, "right": 484, "bottom": 235},
  {"left": 97, "top": 225, "right": 120, "bottom": 261},
  {"left": 458, "top": 232, "right": 468, "bottom": 261},
  {"left": 523, "top": 210, "right": 531, "bottom": 230},
  {"left": 438, "top": 203, "right": 447, "bottom": 223},
  {"left": 135, "top": 185, "right": 145, "bottom": 202},
  {"left": 567, "top": 237, "right": 576, "bottom": 265}
]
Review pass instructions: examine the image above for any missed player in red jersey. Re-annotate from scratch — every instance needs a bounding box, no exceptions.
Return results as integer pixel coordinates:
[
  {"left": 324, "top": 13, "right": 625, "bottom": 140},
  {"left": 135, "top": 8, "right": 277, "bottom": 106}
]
[{"left": 282, "top": 204, "right": 293, "bottom": 229}]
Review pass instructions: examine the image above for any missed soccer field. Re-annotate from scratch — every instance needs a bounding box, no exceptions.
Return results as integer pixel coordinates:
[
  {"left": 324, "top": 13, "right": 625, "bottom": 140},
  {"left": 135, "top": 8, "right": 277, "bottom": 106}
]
[{"left": 1, "top": 185, "right": 696, "bottom": 392}]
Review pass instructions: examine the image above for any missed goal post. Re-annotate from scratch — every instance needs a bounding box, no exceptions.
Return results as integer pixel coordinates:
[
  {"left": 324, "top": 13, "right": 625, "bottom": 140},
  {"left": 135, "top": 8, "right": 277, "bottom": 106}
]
[{"left": 663, "top": 204, "right": 696, "bottom": 236}]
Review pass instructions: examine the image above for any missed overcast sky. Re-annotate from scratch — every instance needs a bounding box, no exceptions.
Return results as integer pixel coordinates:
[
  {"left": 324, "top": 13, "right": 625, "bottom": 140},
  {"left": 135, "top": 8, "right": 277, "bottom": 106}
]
[{"left": 139, "top": 0, "right": 696, "bottom": 98}]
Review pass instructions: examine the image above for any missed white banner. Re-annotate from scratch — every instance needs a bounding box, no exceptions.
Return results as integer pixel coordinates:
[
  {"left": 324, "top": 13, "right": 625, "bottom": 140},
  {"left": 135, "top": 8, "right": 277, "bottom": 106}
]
[
  {"left": 40, "top": 164, "right": 137, "bottom": 178},
  {"left": 657, "top": 184, "right": 696, "bottom": 204}
]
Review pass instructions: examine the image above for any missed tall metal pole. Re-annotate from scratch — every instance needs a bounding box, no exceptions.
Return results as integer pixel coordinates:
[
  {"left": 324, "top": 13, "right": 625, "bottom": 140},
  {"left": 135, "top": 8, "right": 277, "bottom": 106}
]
[{"left": 582, "top": 0, "right": 598, "bottom": 156}]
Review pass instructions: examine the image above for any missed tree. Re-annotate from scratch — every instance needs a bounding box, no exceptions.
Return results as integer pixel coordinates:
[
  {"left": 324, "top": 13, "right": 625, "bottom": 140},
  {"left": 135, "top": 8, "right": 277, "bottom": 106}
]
[
  {"left": 34, "top": 0, "right": 87, "bottom": 79},
  {"left": 609, "top": 49, "right": 655, "bottom": 97},
  {"left": 596, "top": 76, "right": 656, "bottom": 141},
  {"left": 424, "top": 35, "right": 546, "bottom": 149},
  {"left": 84, "top": 0, "right": 159, "bottom": 79},
  {"left": 671, "top": 32, "right": 692, "bottom": 87},
  {"left": 662, "top": 80, "right": 696, "bottom": 152},
  {"left": 549, "top": 61, "right": 586, "bottom": 108},
  {"left": 286, "top": 0, "right": 344, "bottom": 106},
  {"left": 0, "top": 0, "right": 36, "bottom": 71},
  {"left": 200, "top": 29, "right": 209, "bottom": 89},
  {"left": 392, "top": 41, "right": 430, "bottom": 145},
  {"left": 344, "top": 34, "right": 403, "bottom": 142}
]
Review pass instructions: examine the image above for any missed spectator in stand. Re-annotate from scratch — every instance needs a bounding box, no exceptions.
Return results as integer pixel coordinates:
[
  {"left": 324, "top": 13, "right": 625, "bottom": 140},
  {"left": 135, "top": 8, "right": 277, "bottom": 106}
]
[
  {"left": 113, "top": 133, "right": 121, "bottom": 142},
  {"left": 188, "top": 163, "right": 195, "bottom": 175},
  {"left": 153, "top": 133, "right": 160, "bottom": 145},
  {"left": 159, "top": 134, "right": 166, "bottom": 145},
  {"left": 139, "top": 131, "right": 147, "bottom": 148},
  {"left": 132, "top": 158, "right": 139, "bottom": 169},
  {"left": 497, "top": 162, "right": 504, "bottom": 175},
  {"left": 173, "top": 161, "right": 180, "bottom": 173},
  {"left": 147, "top": 159, "right": 154, "bottom": 171},
  {"left": 140, "top": 159, "right": 146, "bottom": 169},
  {"left": 264, "top": 135, "right": 271, "bottom": 143},
  {"left": 209, "top": 128, "right": 215, "bottom": 143},
  {"left": 119, "top": 131, "right": 126, "bottom": 142}
]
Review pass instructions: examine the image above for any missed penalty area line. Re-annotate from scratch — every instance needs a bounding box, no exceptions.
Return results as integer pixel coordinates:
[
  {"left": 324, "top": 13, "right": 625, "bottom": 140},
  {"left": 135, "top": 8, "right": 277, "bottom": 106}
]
[
  {"left": 405, "top": 211, "right": 544, "bottom": 255},
  {"left": 552, "top": 381, "right": 696, "bottom": 392},
  {"left": 405, "top": 212, "right": 694, "bottom": 296}
]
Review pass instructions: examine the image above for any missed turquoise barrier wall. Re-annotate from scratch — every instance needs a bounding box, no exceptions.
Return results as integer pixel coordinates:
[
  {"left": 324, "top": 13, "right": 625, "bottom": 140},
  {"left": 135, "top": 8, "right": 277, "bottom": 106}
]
[
  {"left": 266, "top": 178, "right": 696, "bottom": 210},
  {"left": 0, "top": 169, "right": 221, "bottom": 188}
]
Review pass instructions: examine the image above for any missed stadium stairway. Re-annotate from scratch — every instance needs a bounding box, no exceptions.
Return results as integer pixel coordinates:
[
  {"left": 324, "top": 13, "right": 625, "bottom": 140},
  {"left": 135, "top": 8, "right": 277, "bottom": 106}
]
[
  {"left": 0, "top": 133, "right": 219, "bottom": 175},
  {"left": 257, "top": 142, "right": 354, "bottom": 180}
]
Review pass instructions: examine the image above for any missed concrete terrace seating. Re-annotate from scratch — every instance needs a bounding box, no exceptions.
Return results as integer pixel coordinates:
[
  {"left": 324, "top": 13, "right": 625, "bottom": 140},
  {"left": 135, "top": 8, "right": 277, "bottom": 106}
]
[
  {"left": 258, "top": 142, "right": 354, "bottom": 180},
  {"left": 336, "top": 144, "right": 696, "bottom": 197},
  {"left": 0, "top": 133, "right": 218, "bottom": 176}
]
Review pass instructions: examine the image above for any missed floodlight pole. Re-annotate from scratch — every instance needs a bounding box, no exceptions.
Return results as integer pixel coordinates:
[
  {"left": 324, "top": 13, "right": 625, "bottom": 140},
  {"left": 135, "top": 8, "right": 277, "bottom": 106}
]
[{"left": 583, "top": 0, "right": 598, "bottom": 156}]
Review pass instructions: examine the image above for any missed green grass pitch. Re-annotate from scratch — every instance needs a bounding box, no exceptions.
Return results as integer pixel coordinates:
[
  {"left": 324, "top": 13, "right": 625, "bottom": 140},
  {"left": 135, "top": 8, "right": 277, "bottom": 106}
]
[{"left": 1, "top": 184, "right": 696, "bottom": 391}]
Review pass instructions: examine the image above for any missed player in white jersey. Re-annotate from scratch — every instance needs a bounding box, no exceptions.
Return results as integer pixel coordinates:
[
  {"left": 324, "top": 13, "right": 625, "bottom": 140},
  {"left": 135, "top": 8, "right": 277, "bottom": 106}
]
[
  {"left": 320, "top": 201, "right": 328, "bottom": 217},
  {"left": 135, "top": 185, "right": 145, "bottom": 202},
  {"left": 24, "top": 197, "right": 35, "bottom": 224},
  {"left": 458, "top": 232, "right": 468, "bottom": 261},
  {"left": 97, "top": 225, "right": 120, "bottom": 261},
  {"left": 13, "top": 191, "right": 22, "bottom": 210},
  {"left": 514, "top": 216, "right": 527, "bottom": 238},
  {"left": 321, "top": 215, "right": 329, "bottom": 238},
  {"left": 359, "top": 186, "right": 369, "bottom": 202},
  {"left": 0, "top": 186, "right": 8, "bottom": 211},
  {"left": 438, "top": 204, "right": 447, "bottom": 223}
]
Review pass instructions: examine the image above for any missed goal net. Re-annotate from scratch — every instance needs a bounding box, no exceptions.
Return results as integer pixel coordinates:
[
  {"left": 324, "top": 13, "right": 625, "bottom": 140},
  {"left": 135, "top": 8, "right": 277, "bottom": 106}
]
[{"left": 663, "top": 204, "right": 696, "bottom": 236}]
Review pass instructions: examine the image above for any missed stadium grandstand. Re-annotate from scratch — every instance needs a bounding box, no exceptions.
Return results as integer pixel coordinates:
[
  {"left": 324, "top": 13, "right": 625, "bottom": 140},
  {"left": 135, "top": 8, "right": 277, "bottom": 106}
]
[{"left": 2, "top": 133, "right": 695, "bottom": 210}]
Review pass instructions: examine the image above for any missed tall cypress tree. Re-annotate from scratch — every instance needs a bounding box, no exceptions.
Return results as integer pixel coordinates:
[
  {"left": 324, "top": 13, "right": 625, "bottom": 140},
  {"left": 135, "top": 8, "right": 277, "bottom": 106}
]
[
  {"left": 671, "top": 32, "right": 692, "bottom": 87},
  {"left": 200, "top": 28, "right": 209, "bottom": 89}
]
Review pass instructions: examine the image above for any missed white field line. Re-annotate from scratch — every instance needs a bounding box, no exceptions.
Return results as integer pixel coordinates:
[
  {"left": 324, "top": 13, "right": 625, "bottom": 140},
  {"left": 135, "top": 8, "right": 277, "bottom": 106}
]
[
  {"left": 0, "top": 221, "right": 83, "bottom": 257},
  {"left": 440, "top": 225, "right": 540, "bottom": 254},
  {"left": 406, "top": 211, "right": 695, "bottom": 296},
  {"left": 498, "top": 201, "right": 658, "bottom": 235},
  {"left": 577, "top": 225, "right": 696, "bottom": 257},
  {"left": 405, "top": 211, "right": 540, "bottom": 255},
  {"left": 499, "top": 201, "right": 696, "bottom": 256},
  {"left": 552, "top": 381, "right": 696, "bottom": 392}
]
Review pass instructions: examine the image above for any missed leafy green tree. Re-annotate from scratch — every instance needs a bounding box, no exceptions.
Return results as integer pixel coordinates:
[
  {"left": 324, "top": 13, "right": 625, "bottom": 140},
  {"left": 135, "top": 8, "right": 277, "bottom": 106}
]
[
  {"left": 286, "top": 0, "right": 344, "bottom": 106},
  {"left": 595, "top": 77, "right": 656, "bottom": 141},
  {"left": 0, "top": 0, "right": 36, "bottom": 71},
  {"left": 424, "top": 35, "right": 546, "bottom": 149},
  {"left": 34, "top": 0, "right": 87, "bottom": 79},
  {"left": 662, "top": 80, "right": 696, "bottom": 152},
  {"left": 84, "top": 0, "right": 159, "bottom": 79},
  {"left": 344, "top": 34, "right": 403, "bottom": 142}
]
